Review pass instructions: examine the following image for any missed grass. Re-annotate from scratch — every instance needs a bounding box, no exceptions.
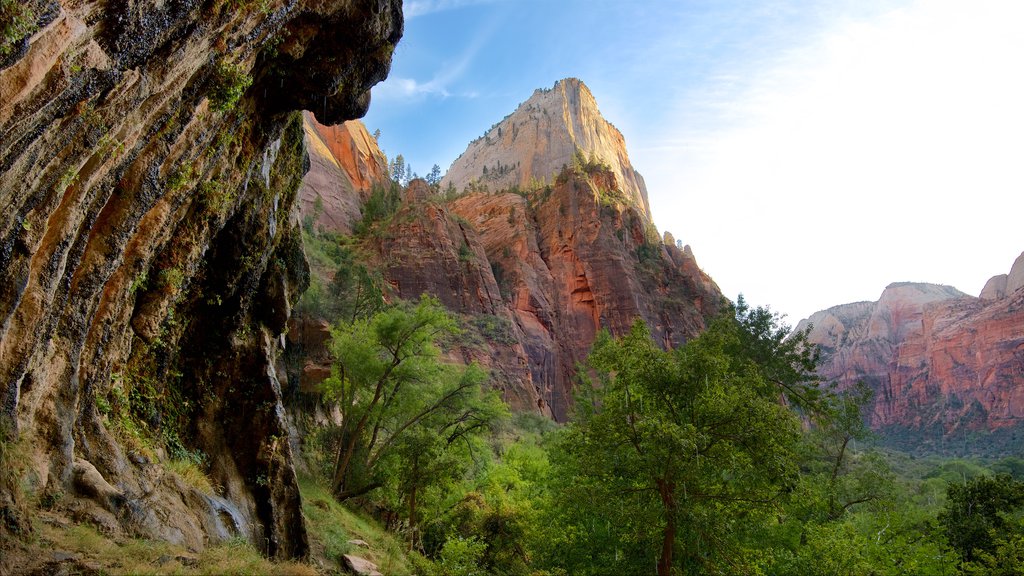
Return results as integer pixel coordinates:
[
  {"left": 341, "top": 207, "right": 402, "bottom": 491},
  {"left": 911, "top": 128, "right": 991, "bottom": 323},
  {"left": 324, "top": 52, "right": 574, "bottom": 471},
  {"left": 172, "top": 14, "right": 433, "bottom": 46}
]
[
  {"left": 297, "top": 473, "right": 429, "bottom": 575},
  {"left": 29, "top": 515, "right": 317, "bottom": 575},
  {"left": 166, "top": 459, "right": 216, "bottom": 496},
  {"left": 0, "top": 475, "right": 428, "bottom": 575}
]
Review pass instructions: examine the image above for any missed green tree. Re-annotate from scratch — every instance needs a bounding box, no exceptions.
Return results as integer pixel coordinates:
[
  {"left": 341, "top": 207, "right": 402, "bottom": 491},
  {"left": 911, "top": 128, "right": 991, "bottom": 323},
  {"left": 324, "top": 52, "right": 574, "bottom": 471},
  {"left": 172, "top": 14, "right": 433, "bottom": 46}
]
[
  {"left": 938, "top": 473, "right": 1024, "bottom": 564},
  {"left": 389, "top": 154, "right": 406, "bottom": 184},
  {"left": 426, "top": 164, "right": 442, "bottom": 187},
  {"left": 543, "top": 305, "right": 815, "bottom": 575},
  {"left": 323, "top": 245, "right": 384, "bottom": 323},
  {"left": 323, "top": 297, "right": 500, "bottom": 502}
]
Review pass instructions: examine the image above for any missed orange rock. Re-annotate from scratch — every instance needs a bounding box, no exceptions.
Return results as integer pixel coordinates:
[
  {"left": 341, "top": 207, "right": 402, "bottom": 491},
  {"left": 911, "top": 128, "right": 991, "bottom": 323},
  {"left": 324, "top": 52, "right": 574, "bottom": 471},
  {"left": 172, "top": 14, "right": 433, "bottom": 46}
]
[
  {"left": 375, "top": 169, "right": 721, "bottom": 420},
  {"left": 441, "top": 78, "right": 652, "bottom": 220},
  {"left": 298, "top": 112, "right": 388, "bottom": 234}
]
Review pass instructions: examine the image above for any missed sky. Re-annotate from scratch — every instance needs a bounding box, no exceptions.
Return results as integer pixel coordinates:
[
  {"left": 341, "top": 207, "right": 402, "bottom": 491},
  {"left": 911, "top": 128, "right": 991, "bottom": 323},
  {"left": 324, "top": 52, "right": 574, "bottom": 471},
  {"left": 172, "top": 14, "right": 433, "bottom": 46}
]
[{"left": 362, "top": 0, "right": 1024, "bottom": 324}]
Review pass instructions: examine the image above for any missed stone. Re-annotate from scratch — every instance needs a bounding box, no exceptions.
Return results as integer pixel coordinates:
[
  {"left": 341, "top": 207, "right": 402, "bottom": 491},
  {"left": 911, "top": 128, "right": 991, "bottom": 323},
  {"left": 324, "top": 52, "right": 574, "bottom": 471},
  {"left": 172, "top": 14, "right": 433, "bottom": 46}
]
[
  {"left": 343, "top": 554, "right": 384, "bottom": 576},
  {"left": 980, "top": 274, "right": 1008, "bottom": 300},
  {"left": 1007, "top": 251, "right": 1024, "bottom": 294},
  {"left": 0, "top": 0, "right": 402, "bottom": 559},
  {"left": 373, "top": 168, "right": 721, "bottom": 420},
  {"left": 298, "top": 113, "right": 389, "bottom": 235},
  {"left": 72, "top": 458, "right": 123, "bottom": 509}
]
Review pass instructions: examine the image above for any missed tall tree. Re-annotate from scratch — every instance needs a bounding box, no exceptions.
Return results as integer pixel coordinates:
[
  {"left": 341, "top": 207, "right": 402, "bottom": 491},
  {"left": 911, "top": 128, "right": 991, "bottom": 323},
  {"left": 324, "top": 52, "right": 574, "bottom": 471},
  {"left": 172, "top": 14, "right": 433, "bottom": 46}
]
[
  {"left": 323, "top": 297, "right": 500, "bottom": 501},
  {"left": 543, "top": 304, "right": 817, "bottom": 575},
  {"left": 389, "top": 154, "right": 406, "bottom": 184},
  {"left": 426, "top": 164, "right": 442, "bottom": 187},
  {"left": 939, "top": 474, "right": 1024, "bottom": 565}
]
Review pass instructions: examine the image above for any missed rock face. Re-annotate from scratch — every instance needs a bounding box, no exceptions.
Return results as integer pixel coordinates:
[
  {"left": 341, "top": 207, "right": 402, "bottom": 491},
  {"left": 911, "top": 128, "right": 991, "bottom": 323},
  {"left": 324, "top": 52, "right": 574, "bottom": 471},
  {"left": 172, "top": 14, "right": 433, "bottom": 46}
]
[
  {"left": 440, "top": 78, "right": 652, "bottom": 220},
  {"left": 0, "top": 0, "right": 401, "bottom": 558},
  {"left": 298, "top": 112, "right": 388, "bottom": 234},
  {"left": 797, "top": 254, "right": 1024, "bottom": 451},
  {"left": 371, "top": 169, "right": 721, "bottom": 420}
]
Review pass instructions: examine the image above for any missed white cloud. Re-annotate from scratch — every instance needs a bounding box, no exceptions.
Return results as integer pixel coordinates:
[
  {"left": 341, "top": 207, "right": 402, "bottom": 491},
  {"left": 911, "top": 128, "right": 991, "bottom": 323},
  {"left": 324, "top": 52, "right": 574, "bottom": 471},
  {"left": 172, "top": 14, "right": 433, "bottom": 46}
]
[
  {"left": 642, "top": 0, "right": 1024, "bottom": 322},
  {"left": 373, "top": 4, "right": 502, "bottom": 103}
]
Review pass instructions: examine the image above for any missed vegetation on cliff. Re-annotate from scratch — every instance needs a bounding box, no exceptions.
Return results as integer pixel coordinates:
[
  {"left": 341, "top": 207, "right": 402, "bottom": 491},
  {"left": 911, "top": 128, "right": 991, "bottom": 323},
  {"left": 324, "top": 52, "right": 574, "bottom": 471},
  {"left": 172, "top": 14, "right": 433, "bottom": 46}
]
[{"left": 276, "top": 161, "right": 1022, "bottom": 575}]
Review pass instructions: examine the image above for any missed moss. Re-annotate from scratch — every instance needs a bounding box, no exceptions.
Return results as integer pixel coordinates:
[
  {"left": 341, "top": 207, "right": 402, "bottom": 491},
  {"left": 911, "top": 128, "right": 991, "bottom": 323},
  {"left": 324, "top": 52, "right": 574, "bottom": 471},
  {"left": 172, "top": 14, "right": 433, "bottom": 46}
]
[
  {"left": 200, "top": 179, "right": 235, "bottom": 217},
  {"left": 57, "top": 165, "right": 79, "bottom": 192},
  {"left": 208, "top": 60, "right": 253, "bottom": 113},
  {"left": 167, "top": 163, "right": 196, "bottom": 194},
  {"left": 159, "top": 267, "right": 185, "bottom": 291},
  {"left": 0, "top": 0, "right": 36, "bottom": 57}
]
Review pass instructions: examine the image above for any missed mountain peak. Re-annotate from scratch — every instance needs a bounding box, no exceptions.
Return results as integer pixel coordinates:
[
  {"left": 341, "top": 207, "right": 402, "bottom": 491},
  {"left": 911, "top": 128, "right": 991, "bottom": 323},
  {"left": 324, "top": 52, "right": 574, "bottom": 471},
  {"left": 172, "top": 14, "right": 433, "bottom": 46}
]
[{"left": 441, "top": 78, "right": 651, "bottom": 219}]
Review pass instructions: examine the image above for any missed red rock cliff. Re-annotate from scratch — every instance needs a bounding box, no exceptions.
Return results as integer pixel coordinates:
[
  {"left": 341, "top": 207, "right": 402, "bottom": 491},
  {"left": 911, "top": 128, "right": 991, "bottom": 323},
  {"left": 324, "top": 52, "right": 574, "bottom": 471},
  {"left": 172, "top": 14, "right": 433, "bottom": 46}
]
[
  {"left": 298, "top": 112, "right": 388, "bottom": 234},
  {"left": 369, "top": 169, "right": 721, "bottom": 421},
  {"left": 797, "top": 254, "right": 1024, "bottom": 449}
]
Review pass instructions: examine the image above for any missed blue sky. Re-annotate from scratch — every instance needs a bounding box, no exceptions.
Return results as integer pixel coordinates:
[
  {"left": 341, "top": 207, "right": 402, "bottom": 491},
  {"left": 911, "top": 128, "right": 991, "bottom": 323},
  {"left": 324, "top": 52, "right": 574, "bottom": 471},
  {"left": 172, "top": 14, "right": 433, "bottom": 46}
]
[{"left": 363, "top": 0, "right": 1024, "bottom": 323}]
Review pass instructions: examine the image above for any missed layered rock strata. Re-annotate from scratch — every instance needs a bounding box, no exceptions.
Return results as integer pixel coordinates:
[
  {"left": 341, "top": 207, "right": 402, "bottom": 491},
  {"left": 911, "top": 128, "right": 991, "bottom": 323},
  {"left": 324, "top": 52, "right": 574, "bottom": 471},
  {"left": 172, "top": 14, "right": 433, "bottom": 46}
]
[
  {"left": 297, "top": 112, "right": 388, "bottom": 235},
  {"left": 0, "top": 0, "right": 401, "bottom": 558},
  {"left": 370, "top": 170, "right": 721, "bottom": 420},
  {"left": 798, "top": 253, "right": 1024, "bottom": 448}
]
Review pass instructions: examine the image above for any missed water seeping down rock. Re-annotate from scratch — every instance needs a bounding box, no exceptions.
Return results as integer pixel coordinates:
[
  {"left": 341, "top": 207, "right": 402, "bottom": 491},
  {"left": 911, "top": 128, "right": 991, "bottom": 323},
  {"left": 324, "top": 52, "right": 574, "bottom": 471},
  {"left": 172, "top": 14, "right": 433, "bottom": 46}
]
[{"left": 0, "top": 0, "right": 401, "bottom": 559}]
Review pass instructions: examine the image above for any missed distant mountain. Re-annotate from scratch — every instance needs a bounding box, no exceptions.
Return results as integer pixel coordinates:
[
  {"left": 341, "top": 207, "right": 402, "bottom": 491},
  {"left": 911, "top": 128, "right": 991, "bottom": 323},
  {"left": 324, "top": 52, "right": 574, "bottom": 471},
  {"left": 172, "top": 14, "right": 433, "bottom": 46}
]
[
  {"left": 796, "top": 253, "right": 1024, "bottom": 454},
  {"left": 293, "top": 79, "right": 723, "bottom": 420},
  {"left": 440, "top": 78, "right": 652, "bottom": 220}
]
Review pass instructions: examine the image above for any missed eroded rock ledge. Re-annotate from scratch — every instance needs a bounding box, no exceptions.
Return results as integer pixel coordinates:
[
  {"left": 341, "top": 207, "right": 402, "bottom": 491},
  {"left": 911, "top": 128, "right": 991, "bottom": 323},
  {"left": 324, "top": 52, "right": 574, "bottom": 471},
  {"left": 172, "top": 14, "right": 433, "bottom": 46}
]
[{"left": 0, "top": 0, "right": 401, "bottom": 558}]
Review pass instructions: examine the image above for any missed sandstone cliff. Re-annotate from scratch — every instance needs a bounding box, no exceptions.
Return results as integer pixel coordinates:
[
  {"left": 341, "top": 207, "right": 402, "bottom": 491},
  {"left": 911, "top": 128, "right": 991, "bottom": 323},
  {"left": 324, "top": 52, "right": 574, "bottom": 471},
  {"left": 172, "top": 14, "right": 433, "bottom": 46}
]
[
  {"left": 797, "top": 253, "right": 1024, "bottom": 453},
  {"left": 298, "top": 112, "right": 388, "bottom": 235},
  {"left": 367, "top": 169, "right": 721, "bottom": 420},
  {"left": 0, "top": 0, "right": 401, "bottom": 560},
  {"left": 440, "top": 78, "right": 652, "bottom": 220}
]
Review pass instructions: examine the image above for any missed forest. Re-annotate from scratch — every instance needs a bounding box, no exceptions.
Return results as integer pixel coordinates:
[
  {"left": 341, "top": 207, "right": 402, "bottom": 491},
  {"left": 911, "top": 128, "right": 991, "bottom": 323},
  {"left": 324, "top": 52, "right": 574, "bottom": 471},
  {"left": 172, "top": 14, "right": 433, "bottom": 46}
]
[{"left": 289, "top": 178, "right": 1024, "bottom": 576}]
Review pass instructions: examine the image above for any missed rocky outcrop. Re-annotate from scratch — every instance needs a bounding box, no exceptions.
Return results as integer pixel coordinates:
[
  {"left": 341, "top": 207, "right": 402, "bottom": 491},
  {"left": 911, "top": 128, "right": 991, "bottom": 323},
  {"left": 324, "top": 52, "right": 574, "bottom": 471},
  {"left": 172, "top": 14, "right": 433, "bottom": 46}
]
[
  {"left": 440, "top": 78, "right": 652, "bottom": 220},
  {"left": 373, "top": 168, "right": 721, "bottom": 420},
  {"left": 298, "top": 112, "right": 388, "bottom": 235},
  {"left": 0, "top": 0, "right": 401, "bottom": 559},
  {"left": 981, "top": 274, "right": 1008, "bottom": 301},
  {"left": 798, "top": 253, "right": 1024, "bottom": 451},
  {"left": 1008, "top": 252, "right": 1024, "bottom": 295}
]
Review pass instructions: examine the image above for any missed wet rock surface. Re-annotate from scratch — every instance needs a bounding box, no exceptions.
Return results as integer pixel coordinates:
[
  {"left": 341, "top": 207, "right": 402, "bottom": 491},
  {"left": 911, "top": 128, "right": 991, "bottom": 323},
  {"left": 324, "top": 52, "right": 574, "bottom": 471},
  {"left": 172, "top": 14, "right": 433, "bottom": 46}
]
[{"left": 0, "top": 0, "right": 401, "bottom": 559}]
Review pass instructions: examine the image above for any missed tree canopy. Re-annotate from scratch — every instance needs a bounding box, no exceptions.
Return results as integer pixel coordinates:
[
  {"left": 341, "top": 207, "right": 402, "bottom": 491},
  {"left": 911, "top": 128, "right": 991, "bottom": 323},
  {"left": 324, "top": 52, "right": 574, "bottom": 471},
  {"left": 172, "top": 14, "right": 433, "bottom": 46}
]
[{"left": 539, "top": 302, "right": 819, "bottom": 575}]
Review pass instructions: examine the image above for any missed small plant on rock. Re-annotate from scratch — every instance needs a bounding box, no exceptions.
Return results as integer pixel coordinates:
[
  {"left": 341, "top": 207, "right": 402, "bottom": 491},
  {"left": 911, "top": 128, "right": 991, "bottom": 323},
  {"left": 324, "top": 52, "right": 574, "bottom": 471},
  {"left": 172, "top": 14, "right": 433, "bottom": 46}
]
[{"left": 208, "top": 60, "right": 253, "bottom": 112}]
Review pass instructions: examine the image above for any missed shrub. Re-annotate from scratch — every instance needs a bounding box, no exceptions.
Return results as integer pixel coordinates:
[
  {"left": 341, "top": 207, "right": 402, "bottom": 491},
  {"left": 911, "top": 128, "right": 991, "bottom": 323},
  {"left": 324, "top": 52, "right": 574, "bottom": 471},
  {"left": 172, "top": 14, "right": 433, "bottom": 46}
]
[
  {"left": 0, "top": 0, "right": 35, "bottom": 57},
  {"left": 208, "top": 60, "right": 253, "bottom": 112}
]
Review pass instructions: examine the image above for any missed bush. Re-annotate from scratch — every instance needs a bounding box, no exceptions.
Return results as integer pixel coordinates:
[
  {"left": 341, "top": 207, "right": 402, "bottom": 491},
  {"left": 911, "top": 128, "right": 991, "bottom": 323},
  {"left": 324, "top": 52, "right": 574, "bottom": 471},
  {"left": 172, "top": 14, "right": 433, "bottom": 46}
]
[
  {"left": 0, "top": 0, "right": 35, "bottom": 57},
  {"left": 208, "top": 60, "right": 252, "bottom": 112}
]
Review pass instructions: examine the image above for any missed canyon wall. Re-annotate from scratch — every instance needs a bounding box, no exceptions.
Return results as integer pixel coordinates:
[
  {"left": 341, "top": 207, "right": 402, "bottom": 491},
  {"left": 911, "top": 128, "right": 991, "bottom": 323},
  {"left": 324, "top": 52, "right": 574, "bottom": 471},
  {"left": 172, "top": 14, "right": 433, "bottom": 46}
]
[
  {"left": 297, "top": 113, "right": 388, "bottom": 235},
  {"left": 0, "top": 0, "right": 401, "bottom": 557},
  {"left": 367, "top": 169, "right": 721, "bottom": 420},
  {"left": 798, "top": 254, "right": 1024, "bottom": 452}
]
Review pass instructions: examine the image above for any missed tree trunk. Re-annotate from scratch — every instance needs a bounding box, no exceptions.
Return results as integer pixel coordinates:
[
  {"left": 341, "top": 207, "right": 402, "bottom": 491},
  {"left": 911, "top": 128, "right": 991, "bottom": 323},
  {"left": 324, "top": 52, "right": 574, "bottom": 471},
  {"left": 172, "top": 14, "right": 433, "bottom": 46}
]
[
  {"left": 408, "top": 483, "right": 418, "bottom": 552},
  {"left": 656, "top": 479, "right": 677, "bottom": 576}
]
